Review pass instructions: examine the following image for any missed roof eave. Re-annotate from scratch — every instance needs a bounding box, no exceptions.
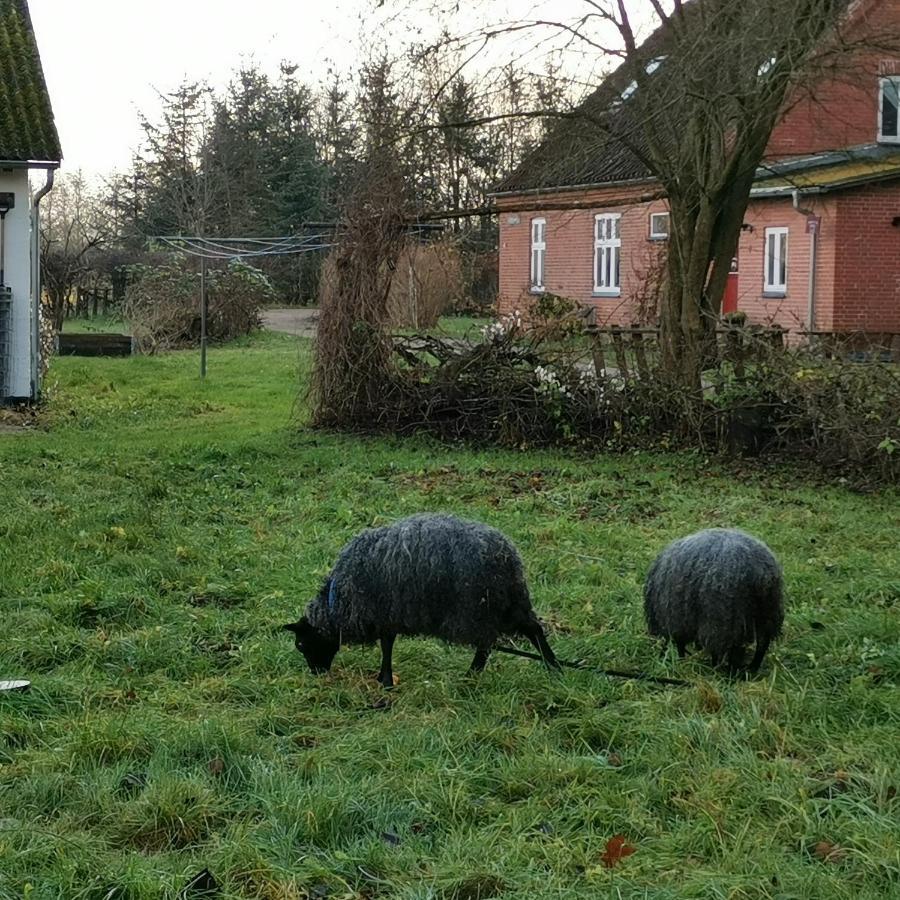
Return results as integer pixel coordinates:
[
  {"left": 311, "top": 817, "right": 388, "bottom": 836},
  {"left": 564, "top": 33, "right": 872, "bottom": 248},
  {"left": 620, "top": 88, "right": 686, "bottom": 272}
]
[
  {"left": 488, "top": 174, "right": 657, "bottom": 199},
  {"left": 0, "top": 159, "right": 62, "bottom": 170},
  {"left": 751, "top": 169, "right": 900, "bottom": 197}
]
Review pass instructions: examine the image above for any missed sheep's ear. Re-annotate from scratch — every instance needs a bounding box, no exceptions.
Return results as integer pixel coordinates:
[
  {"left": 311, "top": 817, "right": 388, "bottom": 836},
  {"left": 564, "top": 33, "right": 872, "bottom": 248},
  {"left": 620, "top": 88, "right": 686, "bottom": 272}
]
[{"left": 282, "top": 622, "right": 301, "bottom": 633}]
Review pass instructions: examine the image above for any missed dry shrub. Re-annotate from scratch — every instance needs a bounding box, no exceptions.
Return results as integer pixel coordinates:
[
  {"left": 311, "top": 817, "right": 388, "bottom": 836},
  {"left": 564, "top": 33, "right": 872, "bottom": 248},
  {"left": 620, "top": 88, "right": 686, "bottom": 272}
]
[
  {"left": 387, "top": 239, "right": 464, "bottom": 328},
  {"left": 311, "top": 163, "right": 407, "bottom": 427},
  {"left": 718, "top": 355, "right": 900, "bottom": 481},
  {"left": 124, "top": 259, "right": 271, "bottom": 354},
  {"left": 39, "top": 295, "right": 56, "bottom": 379}
]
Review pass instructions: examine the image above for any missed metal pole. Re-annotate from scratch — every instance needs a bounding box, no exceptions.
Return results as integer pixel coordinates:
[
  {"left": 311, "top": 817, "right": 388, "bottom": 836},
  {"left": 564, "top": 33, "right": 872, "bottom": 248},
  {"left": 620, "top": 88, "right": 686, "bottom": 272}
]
[
  {"left": 32, "top": 169, "right": 55, "bottom": 401},
  {"left": 200, "top": 256, "right": 208, "bottom": 380},
  {"left": 1, "top": 212, "right": 7, "bottom": 287}
]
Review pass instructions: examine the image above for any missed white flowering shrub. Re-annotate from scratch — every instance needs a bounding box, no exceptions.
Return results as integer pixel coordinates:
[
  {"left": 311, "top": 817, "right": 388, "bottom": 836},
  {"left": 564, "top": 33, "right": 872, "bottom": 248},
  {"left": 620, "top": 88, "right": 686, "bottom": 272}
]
[{"left": 481, "top": 309, "right": 523, "bottom": 344}]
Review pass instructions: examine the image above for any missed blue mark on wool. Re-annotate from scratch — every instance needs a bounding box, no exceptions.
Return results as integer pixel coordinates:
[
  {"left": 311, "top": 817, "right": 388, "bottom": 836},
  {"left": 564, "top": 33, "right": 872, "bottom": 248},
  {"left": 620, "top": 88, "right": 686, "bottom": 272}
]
[{"left": 327, "top": 578, "right": 337, "bottom": 612}]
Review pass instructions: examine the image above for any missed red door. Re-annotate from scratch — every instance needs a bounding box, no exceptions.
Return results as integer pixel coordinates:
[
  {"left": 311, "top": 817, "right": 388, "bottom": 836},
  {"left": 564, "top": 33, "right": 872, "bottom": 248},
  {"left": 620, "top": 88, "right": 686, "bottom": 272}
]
[{"left": 723, "top": 256, "right": 739, "bottom": 314}]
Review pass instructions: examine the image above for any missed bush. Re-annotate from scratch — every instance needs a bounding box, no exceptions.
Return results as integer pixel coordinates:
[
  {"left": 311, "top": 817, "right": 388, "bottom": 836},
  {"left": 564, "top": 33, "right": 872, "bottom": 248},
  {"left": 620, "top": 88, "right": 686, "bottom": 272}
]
[
  {"left": 124, "top": 259, "right": 273, "bottom": 353},
  {"left": 352, "top": 310, "right": 900, "bottom": 483},
  {"left": 386, "top": 240, "right": 465, "bottom": 329}
]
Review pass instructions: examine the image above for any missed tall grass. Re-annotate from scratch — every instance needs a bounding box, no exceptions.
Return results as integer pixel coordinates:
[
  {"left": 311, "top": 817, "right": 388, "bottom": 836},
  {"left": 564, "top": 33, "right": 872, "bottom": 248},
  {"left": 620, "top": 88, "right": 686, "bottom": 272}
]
[{"left": 0, "top": 331, "right": 897, "bottom": 898}]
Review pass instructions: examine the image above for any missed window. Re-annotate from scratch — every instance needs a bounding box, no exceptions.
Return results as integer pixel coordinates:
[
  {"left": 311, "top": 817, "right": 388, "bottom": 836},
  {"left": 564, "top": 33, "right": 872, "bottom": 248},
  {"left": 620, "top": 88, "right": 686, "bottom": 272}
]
[
  {"left": 594, "top": 213, "right": 621, "bottom": 295},
  {"left": 764, "top": 227, "right": 788, "bottom": 294},
  {"left": 530, "top": 218, "right": 546, "bottom": 290},
  {"left": 758, "top": 56, "right": 777, "bottom": 78},
  {"left": 619, "top": 80, "right": 637, "bottom": 102},
  {"left": 649, "top": 212, "right": 669, "bottom": 240},
  {"left": 878, "top": 76, "right": 900, "bottom": 142}
]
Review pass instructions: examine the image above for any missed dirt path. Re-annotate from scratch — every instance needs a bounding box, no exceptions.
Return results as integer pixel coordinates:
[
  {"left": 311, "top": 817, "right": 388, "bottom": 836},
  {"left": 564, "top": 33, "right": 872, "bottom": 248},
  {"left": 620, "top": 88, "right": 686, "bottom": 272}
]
[{"left": 262, "top": 307, "right": 319, "bottom": 337}]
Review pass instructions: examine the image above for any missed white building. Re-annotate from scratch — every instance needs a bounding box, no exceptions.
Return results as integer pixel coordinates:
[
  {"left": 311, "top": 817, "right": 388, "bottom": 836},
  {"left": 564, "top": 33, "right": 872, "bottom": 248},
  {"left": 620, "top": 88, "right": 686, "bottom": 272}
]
[{"left": 0, "top": 0, "right": 61, "bottom": 402}]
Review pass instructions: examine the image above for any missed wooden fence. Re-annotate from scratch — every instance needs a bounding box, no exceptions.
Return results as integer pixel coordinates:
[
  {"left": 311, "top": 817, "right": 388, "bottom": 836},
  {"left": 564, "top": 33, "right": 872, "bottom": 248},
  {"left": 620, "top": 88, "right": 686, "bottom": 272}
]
[{"left": 584, "top": 324, "right": 787, "bottom": 380}]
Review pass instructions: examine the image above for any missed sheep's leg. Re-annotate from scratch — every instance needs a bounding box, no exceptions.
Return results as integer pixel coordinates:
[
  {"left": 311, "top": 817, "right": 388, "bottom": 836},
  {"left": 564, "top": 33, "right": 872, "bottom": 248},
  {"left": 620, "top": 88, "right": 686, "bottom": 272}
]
[
  {"left": 469, "top": 646, "right": 492, "bottom": 674},
  {"left": 747, "top": 637, "right": 770, "bottom": 674},
  {"left": 675, "top": 638, "right": 688, "bottom": 658},
  {"left": 524, "top": 622, "right": 562, "bottom": 671},
  {"left": 377, "top": 635, "right": 396, "bottom": 688},
  {"left": 726, "top": 645, "right": 746, "bottom": 674}
]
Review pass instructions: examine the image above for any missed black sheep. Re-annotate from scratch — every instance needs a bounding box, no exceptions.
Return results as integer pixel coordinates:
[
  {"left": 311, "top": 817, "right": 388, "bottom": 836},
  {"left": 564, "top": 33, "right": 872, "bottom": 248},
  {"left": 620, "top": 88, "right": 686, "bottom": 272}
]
[
  {"left": 283, "top": 513, "right": 560, "bottom": 686},
  {"left": 644, "top": 528, "right": 785, "bottom": 673}
]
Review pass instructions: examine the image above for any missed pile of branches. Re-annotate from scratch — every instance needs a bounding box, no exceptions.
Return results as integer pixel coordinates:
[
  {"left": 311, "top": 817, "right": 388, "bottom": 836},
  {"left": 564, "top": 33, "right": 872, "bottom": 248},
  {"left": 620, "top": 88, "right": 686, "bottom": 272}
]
[
  {"left": 363, "top": 301, "right": 900, "bottom": 483},
  {"left": 124, "top": 258, "right": 271, "bottom": 354},
  {"left": 383, "top": 314, "right": 693, "bottom": 448}
]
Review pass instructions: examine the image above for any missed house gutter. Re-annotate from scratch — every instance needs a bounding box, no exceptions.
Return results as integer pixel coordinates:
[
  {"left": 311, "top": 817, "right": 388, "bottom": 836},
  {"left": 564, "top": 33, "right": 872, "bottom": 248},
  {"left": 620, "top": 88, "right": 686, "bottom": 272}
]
[
  {"left": 488, "top": 175, "right": 656, "bottom": 200},
  {"left": 30, "top": 166, "right": 56, "bottom": 400},
  {"left": 792, "top": 189, "right": 818, "bottom": 337}
]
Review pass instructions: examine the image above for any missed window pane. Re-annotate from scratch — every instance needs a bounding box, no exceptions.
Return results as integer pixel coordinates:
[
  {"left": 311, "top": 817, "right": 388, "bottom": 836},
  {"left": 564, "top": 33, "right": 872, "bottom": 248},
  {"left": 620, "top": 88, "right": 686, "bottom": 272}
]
[
  {"left": 883, "top": 80, "right": 899, "bottom": 137},
  {"left": 614, "top": 247, "right": 621, "bottom": 288},
  {"left": 613, "top": 217, "right": 621, "bottom": 239},
  {"left": 779, "top": 233, "right": 787, "bottom": 286},
  {"left": 767, "top": 236, "right": 775, "bottom": 286}
]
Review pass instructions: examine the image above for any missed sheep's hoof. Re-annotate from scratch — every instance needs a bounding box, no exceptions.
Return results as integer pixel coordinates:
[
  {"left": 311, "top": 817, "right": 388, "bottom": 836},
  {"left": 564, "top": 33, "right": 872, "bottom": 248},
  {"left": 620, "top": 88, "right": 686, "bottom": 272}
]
[{"left": 376, "top": 673, "right": 398, "bottom": 689}]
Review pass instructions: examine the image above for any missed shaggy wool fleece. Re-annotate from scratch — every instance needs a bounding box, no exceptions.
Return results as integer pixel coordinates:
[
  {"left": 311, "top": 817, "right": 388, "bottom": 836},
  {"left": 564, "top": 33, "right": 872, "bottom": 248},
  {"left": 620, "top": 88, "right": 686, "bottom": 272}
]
[
  {"left": 644, "top": 528, "right": 785, "bottom": 668},
  {"left": 305, "top": 513, "right": 543, "bottom": 648}
]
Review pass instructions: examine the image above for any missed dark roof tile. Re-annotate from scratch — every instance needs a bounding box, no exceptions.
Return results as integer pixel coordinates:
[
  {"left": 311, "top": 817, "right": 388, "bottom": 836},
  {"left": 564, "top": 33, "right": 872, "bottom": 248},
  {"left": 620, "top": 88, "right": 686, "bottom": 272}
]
[{"left": 0, "top": 0, "right": 61, "bottom": 163}]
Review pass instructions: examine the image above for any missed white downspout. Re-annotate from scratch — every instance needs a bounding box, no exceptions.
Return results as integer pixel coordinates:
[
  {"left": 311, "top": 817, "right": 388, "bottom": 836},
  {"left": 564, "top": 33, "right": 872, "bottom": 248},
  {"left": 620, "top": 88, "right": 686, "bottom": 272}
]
[
  {"left": 793, "top": 189, "right": 818, "bottom": 338},
  {"left": 30, "top": 167, "right": 55, "bottom": 400}
]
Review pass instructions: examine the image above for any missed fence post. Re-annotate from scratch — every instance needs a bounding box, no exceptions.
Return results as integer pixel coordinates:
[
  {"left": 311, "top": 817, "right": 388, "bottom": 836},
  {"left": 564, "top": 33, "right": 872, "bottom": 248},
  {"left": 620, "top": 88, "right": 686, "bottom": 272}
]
[
  {"left": 632, "top": 328, "right": 650, "bottom": 381},
  {"left": 724, "top": 326, "right": 745, "bottom": 378},
  {"left": 590, "top": 331, "right": 606, "bottom": 379},
  {"left": 611, "top": 326, "right": 629, "bottom": 379}
]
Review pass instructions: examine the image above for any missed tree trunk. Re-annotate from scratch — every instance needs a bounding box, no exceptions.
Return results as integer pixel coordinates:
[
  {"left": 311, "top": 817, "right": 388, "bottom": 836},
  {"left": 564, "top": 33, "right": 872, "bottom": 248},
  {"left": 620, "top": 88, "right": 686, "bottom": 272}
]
[
  {"left": 660, "top": 196, "right": 717, "bottom": 390},
  {"left": 50, "top": 288, "right": 68, "bottom": 332}
]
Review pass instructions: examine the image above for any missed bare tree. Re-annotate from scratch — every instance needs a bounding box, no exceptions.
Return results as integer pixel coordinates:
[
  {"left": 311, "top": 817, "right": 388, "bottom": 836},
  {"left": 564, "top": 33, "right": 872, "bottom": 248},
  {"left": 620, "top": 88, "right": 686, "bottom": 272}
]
[
  {"left": 41, "top": 172, "right": 109, "bottom": 331},
  {"left": 399, "top": 0, "right": 898, "bottom": 388}
]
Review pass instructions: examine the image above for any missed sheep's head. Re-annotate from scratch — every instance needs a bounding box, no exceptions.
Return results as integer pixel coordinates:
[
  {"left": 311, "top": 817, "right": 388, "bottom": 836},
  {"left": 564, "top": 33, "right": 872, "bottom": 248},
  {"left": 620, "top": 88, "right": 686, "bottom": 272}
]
[{"left": 282, "top": 617, "right": 339, "bottom": 674}]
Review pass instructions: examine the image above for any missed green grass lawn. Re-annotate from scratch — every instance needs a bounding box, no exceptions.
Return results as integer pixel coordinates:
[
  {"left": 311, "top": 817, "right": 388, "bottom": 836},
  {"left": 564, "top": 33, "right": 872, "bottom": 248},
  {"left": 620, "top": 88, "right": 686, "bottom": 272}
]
[
  {"left": 61, "top": 315, "right": 128, "bottom": 335},
  {"left": 1, "top": 332, "right": 898, "bottom": 899}
]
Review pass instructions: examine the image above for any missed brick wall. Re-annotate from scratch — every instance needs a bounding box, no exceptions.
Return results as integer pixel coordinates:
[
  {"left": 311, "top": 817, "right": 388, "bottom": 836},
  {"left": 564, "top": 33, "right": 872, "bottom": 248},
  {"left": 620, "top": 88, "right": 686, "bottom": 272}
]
[
  {"left": 497, "top": 186, "right": 667, "bottom": 324},
  {"left": 833, "top": 181, "right": 900, "bottom": 330},
  {"left": 734, "top": 196, "right": 838, "bottom": 334},
  {"left": 768, "top": 0, "right": 900, "bottom": 157}
]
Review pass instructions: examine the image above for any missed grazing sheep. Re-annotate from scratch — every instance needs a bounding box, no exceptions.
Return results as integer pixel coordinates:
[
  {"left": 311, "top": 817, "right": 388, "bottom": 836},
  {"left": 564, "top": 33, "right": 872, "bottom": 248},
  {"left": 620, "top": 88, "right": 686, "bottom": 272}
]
[
  {"left": 283, "top": 513, "right": 560, "bottom": 686},
  {"left": 644, "top": 528, "right": 784, "bottom": 673}
]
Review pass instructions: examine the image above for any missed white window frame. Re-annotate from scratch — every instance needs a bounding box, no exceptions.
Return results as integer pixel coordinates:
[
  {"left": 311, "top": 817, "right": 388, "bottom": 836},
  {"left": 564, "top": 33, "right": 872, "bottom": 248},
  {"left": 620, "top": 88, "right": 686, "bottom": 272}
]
[
  {"left": 530, "top": 217, "right": 546, "bottom": 291},
  {"left": 649, "top": 211, "right": 670, "bottom": 240},
  {"left": 764, "top": 227, "right": 789, "bottom": 295},
  {"left": 878, "top": 76, "right": 900, "bottom": 143},
  {"left": 593, "top": 213, "right": 622, "bottom": 296}
]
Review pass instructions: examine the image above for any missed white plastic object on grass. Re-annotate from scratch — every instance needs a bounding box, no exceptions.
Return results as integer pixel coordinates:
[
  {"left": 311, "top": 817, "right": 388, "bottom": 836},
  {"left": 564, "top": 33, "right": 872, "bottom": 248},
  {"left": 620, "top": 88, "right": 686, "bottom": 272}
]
[{"left": 0, "top": 680, "right": 30, "bottom": 693}]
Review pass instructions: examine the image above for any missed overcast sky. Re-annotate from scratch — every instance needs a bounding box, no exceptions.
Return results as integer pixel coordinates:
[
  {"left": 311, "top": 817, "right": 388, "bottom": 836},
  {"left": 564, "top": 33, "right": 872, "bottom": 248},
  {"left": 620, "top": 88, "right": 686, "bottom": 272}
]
[{"left": 28, "top": 0, "right": 634, "bottom": 178}]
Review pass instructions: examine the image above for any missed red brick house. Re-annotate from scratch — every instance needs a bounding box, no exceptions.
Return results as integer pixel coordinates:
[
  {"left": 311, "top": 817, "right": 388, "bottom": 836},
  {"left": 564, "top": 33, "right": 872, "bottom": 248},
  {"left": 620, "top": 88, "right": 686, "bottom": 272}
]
[{"left": 492, "top": 0, "right": 900, "bottom": 341}]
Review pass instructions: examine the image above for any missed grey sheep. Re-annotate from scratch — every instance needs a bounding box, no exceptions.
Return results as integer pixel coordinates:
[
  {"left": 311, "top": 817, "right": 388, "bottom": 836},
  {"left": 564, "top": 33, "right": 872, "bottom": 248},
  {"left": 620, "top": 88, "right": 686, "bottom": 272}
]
[
  {"left": 283, "top": 513, "right": 560, "bottom": 686},
  {"left": 644, "top": 528, "right": 784, "bottom": 673}
]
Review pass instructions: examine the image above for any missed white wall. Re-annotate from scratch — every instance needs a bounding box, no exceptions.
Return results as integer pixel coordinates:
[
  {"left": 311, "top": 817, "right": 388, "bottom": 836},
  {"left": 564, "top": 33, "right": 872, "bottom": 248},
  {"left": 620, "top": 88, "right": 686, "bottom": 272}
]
[{"left": 0, "top": 168, "right": 33, "bottom": 400}]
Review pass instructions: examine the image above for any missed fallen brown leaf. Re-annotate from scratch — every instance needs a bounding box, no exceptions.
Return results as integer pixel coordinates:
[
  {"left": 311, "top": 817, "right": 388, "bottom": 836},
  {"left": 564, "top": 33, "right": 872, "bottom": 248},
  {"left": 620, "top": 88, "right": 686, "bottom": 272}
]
[
  {"left": 813, "top": 841, "right": 847, "bottom": 863},
  {"left": 601, "top": 835, "right": 637, "bottom": 869}
]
